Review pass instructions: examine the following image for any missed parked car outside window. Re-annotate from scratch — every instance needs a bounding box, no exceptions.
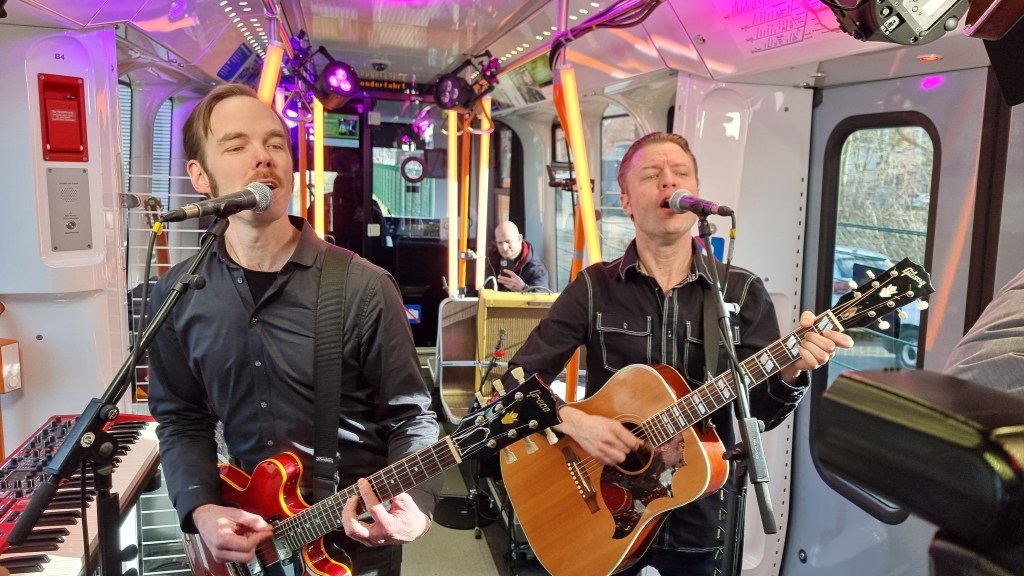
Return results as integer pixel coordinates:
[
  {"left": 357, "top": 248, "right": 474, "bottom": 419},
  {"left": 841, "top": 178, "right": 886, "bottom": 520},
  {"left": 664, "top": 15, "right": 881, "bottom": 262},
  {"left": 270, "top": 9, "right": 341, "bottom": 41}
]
[{"left": 832, "top": 246, "right": 920, "bottom": 368}]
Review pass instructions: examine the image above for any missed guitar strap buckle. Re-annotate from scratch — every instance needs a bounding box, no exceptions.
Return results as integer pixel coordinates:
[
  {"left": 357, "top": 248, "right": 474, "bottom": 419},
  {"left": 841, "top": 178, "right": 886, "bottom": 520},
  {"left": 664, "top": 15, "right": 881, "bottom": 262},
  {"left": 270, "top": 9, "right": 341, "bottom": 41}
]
[{"left": 311, "top": 453, "right": 339, "bottom": 498}]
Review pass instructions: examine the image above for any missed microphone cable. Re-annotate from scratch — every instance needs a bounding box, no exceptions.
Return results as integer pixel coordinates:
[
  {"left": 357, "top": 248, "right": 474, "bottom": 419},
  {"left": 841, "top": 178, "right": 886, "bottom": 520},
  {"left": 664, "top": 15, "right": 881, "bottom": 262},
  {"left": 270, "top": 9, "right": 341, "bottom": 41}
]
[{"left": 129, "top": 219, "right": 164, "bottom": 397}]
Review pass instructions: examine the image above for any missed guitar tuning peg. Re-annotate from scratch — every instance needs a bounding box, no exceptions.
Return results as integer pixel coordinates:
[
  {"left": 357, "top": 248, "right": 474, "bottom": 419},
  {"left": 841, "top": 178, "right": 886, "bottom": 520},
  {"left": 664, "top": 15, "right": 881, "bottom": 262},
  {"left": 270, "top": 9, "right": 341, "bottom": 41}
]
[
  {"left": 897, "top": 310, "right": 908, "bottom": 320},
  {"left": 503, "top": 447, "right": 517, "bottom": 464},
  {"left": 475, "top": 391, "right": 488, "bottom": 407},
  {"left": 847, "top": 280, "right": 858, "bottom": 290},
  {"left": 884, "top": 259, "right": 894, "bottom": 267},
  {"left": 492, "top": 381, "right": 506, "bottom": 396},
  {"left": 877, "top": 320, "right": 890, "bottom": 331},
  {"left": 544, "top": 428, "right": 558, "bottom": 445},
  {"left": 865, "top": 270, "right": 876, "bottom": 280},
  {"left": 523, "top": 437, "right": 538, "bottom": 454},
  {"left": 510, "top": 367, "right": 526, "bottom": 384},
  {"left": 917, "top": 300, "right": 929, "bottom": 311}
]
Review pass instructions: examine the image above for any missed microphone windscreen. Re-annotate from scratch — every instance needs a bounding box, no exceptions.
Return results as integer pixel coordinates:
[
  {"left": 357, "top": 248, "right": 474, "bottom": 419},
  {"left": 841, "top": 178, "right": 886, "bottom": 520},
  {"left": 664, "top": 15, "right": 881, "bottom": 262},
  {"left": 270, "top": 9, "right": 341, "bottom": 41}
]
[{"left": 246, "top": 182, "right": 274, "bottom": 213}]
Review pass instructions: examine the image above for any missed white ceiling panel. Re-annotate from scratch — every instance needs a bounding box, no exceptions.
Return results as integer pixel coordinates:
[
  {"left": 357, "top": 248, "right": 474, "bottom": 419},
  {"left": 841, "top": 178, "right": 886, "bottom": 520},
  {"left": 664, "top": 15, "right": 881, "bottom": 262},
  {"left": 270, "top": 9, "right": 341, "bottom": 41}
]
[
  {"left": 666, "top": 0, "right": 886, "bottom": 81},
  {"left": 133, "top": 0, "right": 235, "bottom": 66}
]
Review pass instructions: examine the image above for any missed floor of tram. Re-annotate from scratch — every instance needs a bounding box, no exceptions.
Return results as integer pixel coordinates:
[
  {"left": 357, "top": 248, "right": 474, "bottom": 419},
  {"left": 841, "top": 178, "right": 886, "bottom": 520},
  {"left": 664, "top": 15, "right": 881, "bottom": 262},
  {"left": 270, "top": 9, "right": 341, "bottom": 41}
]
[{"left": 403, "top": 440, "right": 549, "bottom": 576}]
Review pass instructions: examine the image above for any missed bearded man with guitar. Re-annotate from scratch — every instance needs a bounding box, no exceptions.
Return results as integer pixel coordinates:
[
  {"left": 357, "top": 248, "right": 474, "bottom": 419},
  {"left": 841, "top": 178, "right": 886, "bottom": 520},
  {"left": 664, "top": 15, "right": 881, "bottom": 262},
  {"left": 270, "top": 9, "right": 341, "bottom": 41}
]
[
  {"left": 147, "top": 84, "right": 441, "bottom": 576},
  {"left": 502, "top": 132, "right": 854, "bottom": 575}
]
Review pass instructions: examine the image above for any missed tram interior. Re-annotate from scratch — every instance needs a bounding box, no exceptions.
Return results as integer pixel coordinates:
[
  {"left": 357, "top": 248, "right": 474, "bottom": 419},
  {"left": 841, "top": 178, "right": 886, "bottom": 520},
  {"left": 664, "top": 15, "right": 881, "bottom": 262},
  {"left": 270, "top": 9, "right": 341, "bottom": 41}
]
[{"left": 1, "top": 0, "right": 1023, "bottom": 575}]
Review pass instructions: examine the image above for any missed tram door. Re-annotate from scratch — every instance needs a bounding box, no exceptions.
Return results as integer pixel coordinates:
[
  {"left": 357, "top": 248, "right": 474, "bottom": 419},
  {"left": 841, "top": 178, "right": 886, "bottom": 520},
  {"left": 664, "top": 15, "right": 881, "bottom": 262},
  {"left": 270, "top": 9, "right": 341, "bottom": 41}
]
[
  {"left": 781, "top": 67, "right": 989, "bottom": 575},
  {"left": 322, "top": 98, "right": 452, "bottom": 347}
]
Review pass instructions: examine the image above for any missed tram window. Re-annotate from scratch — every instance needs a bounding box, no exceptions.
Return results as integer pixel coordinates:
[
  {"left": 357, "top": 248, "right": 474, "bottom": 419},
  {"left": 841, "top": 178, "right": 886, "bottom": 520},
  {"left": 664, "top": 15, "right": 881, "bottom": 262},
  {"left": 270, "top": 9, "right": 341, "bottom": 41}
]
[
  {"left": 152, "top": 99, "right": 173, "bottom": 200},
  {"left": 119, "top": 87, "right": 174, "bottom": 403},
  {"left": 493, "top": 127, "right": 513, "bottom": 223},
  {"left": 829, "top": 125, "right": 934, "bottom": 374},
  {"left": 118, "top": 83, "right": 132, "bottom": 195},
  {"left": 553, "top": 125, "right": 568, "bottom": 163},
  {"left": 551, "top": 110, "right": 641, "bottom": 289},
  {"left": 552, "top": 125, "right": 573, "bottom": 289},
  {"left": 599, "top": 110, "right": 641, "bottom": 260},
  {"left": 369, "top": 117, "right": 439, "bottom": 223}
]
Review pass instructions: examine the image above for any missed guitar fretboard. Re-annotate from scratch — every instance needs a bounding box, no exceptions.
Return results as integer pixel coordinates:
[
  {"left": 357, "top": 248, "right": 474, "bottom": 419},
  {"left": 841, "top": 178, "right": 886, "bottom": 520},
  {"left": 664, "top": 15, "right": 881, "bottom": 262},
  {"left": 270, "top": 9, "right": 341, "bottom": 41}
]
[
  {"left": 642, "top": 312, "right": 840, "bottom": 447},
  {"left": 274, "top": 438, "right": 459, "bottom": 551}
]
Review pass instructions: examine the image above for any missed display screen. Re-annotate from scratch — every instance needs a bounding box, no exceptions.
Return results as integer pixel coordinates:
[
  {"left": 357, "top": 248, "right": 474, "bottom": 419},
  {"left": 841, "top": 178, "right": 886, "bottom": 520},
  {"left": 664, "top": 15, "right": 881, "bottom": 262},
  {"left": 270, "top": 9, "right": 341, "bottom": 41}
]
[
  {"left": 324, "top": 113, "right": 359, "bottom": 148},
  {"left": 522, "top": 54, "right": 553, "bottom": 87}
]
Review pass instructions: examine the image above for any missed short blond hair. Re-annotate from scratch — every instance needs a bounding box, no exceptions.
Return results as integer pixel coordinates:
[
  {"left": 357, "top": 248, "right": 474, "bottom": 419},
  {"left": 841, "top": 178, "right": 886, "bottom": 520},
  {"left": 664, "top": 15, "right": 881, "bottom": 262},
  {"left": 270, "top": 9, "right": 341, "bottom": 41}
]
[{"left": 617, "top": 132, "right": 698, "bottom": 191}]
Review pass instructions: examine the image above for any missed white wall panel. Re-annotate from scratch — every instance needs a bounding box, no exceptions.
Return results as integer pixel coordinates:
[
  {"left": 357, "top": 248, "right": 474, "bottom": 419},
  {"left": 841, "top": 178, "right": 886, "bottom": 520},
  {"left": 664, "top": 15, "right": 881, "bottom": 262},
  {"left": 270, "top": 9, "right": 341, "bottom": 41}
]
[{"left": 0, "top": 24, "right": 128, "bottom": 453}]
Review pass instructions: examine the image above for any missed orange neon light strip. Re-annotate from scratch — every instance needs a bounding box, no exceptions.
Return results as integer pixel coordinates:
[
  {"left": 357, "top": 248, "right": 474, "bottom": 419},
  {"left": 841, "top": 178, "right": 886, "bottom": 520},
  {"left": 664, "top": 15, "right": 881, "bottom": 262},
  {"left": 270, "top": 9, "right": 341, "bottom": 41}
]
[
  {"left": 474, "top": 97, "right": 493, "bottom": 292},
  {"left": 446, "top": 112, "right": 459, "bottom": 297},
  {"left": 458, "top": 116, "right": 473, "bottom": 290},
  {"left": 257, "top": 42, "right": 285, "bottom": 106},
  {"left": 297, "top": 121, "right": 308, "bottom": 218}
]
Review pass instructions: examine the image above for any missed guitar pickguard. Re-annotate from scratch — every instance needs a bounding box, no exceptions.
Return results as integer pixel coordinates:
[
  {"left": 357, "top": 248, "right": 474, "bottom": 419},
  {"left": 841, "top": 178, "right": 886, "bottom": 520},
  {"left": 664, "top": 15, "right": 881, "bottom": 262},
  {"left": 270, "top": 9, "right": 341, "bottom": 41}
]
[{"left": 600, "top": 435, "right": 686, "bottom": 538}]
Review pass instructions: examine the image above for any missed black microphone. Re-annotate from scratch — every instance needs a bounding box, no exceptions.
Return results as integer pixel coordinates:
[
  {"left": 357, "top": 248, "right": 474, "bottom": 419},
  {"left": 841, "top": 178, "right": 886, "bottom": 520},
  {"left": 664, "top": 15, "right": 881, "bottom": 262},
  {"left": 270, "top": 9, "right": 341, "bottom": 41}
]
[
  {"left": 159, "top": 182, "right": 273, "bottom": 223},
  {"left": 666, "top": 189, "right": 734, "bottom": 217}
]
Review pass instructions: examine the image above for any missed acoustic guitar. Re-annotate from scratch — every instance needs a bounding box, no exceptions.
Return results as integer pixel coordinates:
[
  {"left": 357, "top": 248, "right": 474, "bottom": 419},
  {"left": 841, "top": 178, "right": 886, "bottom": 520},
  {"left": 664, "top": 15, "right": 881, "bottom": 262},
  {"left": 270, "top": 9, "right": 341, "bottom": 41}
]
[{"left": 500, "top": 258, "right": 934, "bottom": 576}]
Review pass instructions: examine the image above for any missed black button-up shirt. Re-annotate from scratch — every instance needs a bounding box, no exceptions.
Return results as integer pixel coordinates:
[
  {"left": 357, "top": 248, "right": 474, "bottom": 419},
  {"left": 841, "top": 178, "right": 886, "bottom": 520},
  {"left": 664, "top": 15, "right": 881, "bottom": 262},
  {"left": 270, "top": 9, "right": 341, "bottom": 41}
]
[
  {"left": 507, "top": 239, "right": 808, "bottom": 552},
  {"left": 147, "top": 216, "right": 441, "bottom": 532}
]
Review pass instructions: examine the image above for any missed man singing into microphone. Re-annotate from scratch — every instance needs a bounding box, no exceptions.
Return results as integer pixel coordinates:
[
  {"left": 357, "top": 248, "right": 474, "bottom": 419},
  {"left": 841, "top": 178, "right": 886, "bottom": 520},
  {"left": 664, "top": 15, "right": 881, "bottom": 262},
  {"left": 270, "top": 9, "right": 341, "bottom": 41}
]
[
  {"left": 503, "top": 132, "right": 852, "bottom": 575},
  {"left": 146, "top": 84, "right": 440, "bottom": 576}
]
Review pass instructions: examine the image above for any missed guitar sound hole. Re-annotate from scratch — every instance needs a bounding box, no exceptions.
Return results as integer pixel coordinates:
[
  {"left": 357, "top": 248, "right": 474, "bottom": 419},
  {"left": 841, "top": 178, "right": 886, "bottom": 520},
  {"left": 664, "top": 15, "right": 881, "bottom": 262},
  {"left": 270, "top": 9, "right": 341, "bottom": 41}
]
[
  {"left": 600, "top": 430, "right": 686, "bottom": 539},
  {"left": 617, "top": 422, "right": 653, "bottom": 475}
]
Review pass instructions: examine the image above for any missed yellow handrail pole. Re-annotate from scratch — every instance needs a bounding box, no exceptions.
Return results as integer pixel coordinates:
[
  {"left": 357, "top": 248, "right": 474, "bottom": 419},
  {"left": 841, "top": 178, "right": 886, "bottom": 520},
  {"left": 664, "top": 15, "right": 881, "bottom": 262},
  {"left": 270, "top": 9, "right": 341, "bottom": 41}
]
[
  {"left": 557, "top": 64, "right": 600, "bottom": 265},
  {"left": 446, "top": 111, "right": 459, "bottom": 297},
  {"left": 552, "top": 78, "right": 583, "bottom": 401},
  {"left": 473, "top": 97, "right": 493, "bottom": 292},
  {"left": 552, "top": 77, "right": 589, "bottom": 281},
  {"left": 458, "top": 114, "right": 473, "bottom": 291},
  {"left": 554, "top": 64, "right": 601, "bottom": 402},
  {"left": 312, "top": 98, "right": 325, "bottom": 238}
]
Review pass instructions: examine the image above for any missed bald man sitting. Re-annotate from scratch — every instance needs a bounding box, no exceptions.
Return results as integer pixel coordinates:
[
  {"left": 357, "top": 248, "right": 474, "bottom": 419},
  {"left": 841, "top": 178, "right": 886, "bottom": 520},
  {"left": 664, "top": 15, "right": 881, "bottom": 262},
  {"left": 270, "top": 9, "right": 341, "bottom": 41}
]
[{"left": 486, "top": 221, "right": 550, "bottom": 292}]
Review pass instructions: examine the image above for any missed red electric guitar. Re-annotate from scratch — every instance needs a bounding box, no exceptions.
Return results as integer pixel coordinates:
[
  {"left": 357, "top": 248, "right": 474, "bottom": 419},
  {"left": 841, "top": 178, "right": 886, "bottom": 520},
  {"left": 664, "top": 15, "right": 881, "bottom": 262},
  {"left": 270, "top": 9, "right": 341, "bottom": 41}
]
[
  {"left": 183, "top": 374, "right": 559, "bottom": 576},
  {"left": 500, "top": 258, "right": 934, "bottom": 576}
]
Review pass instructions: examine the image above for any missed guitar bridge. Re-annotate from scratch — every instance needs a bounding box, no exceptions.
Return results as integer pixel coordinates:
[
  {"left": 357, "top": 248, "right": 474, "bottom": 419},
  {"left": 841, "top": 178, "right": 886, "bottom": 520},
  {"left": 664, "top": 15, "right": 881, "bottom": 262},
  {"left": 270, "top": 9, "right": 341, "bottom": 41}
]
[{"left": 562, "top": 446, "right": 600, "bottom": 513}]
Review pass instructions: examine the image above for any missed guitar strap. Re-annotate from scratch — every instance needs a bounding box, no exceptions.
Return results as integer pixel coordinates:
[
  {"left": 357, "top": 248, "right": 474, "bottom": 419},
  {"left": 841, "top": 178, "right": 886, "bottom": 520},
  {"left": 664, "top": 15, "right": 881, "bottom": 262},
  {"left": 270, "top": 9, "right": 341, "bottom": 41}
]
[
  {"left": 313, "top": 247, "right": 353, "bottom": 503},
  {"left": 700, "top": 260, "right": 724, "bottom": 377},
  {"left": 703, "top": 280, "right": 720, "bottom": 380}
]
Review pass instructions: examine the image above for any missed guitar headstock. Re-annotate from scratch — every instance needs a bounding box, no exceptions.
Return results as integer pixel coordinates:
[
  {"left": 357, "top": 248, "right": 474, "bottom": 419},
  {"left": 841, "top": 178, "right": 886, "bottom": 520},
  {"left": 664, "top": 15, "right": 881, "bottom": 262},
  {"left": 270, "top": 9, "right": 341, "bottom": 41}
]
[
  {"left": 449, "top": 374, "right": 560, "bottom": 462},
  {"left": 832, "top": 257, "right": 933, "bottom": 331}
]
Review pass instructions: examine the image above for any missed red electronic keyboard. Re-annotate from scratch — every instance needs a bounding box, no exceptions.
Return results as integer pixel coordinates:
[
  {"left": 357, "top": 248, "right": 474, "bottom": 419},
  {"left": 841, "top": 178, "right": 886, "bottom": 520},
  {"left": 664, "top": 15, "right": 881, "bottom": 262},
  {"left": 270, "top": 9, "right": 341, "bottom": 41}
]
[{"left": 0, "top": 414, "right": 160, "bottom": 575}]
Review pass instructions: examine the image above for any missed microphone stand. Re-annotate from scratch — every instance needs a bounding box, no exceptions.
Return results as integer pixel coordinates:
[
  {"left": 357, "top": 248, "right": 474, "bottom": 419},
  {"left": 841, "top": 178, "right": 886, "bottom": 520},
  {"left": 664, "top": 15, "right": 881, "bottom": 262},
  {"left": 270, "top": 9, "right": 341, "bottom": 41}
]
[
  {"left": 8, "top": 218, "right": 229, "bottom": 576},
  {"left": 694, "top": 215, "right": 777, "bottom": 576}
]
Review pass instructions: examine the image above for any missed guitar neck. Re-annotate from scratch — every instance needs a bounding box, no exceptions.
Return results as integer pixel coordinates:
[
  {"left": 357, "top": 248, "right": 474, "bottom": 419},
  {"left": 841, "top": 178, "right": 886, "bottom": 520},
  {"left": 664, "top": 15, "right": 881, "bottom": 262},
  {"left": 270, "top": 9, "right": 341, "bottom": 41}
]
[
  {"left": 260, "top": 373, "right": 561, "bottom": 554},
  {"left": 272, "top": 438, "right": 460, "bottom": 549},
  {"left": 642, "top": 311, "right": 840, "bottom": 447}
]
